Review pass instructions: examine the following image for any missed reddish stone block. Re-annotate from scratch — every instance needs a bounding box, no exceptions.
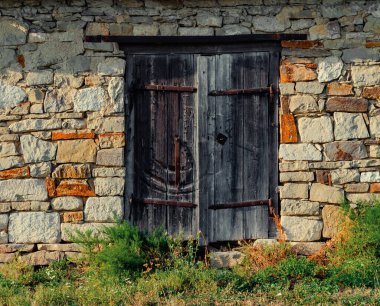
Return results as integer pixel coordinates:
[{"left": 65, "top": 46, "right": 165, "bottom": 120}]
[
  {"left": 280, "top": 96, "right": 290, "bottom": 114},
  {"left": 45, "top": 177, "right": 57, "bottom": 197},
  {"left": 362, "top": 86, "right": 380, "bottom": 100},
  {"left": 280, "top": 114, "right": 298, "bottom": 144},
  {"left": 326, "top": 97, "right": 368, "bottom": 113},
  {"left": 17, "top": 54, "right": 25, "bottom": 68},
  {"left": 63, "top": 211, "right": 83, "bottom": 223},
  {"left": 280, "top": 63, "right": 317, "bottom": 83},
  {"left": 52, "top": 130, "right": 95, "bottom": 141},
  {"left": 281, "top": 40, "right": 322, "bottom": 49},
  {"left": 0, "top": 166, "right": 30, "bottom": 179},
  {"left": 365, "top": 40, "right": 380, "bottom": 48},
  {"left": 316, "top": 170, "right": 331, "bottom": 185},
  {"left": 55, "top": 180, "right": 95, "bottom": 197},
  {"left": 327, "top": 82, "right": 353, "bottom": 96},
  {"left": 370, "top": 183, "right": 380, "bottom": 193}
]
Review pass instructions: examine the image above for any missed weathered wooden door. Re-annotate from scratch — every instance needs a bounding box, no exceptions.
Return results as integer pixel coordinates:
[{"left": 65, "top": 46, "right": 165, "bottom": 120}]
[
  {"left": 126, "top": 54, "right": 198, "bottom": 237},
  {"left": 197, "top": 52, "right": 277, "bottom": 242},
  {"left": 126, "top": 47, "right": 278, "bottom": 243}
]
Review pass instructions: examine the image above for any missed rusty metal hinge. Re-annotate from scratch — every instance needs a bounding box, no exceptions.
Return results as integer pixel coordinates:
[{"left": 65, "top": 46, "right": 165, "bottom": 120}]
[
  {"left": 208, "top": 199, "right": 271, "bottom": 210},
  {"left": 143, "top": 84, "right": 197, "bottom": 93},
  {"left": 209, "top": 85, "right": 273, "bottom": 97}
]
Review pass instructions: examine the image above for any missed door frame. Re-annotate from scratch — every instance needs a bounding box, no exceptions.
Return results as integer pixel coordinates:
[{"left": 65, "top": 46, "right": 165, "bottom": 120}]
[{"left": 122, "top": 38, "right": 280, "bottom": 241}]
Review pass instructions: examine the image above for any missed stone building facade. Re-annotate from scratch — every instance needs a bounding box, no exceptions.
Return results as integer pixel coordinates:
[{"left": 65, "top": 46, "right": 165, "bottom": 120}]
[{"left": 0, "top": 0, "right": 379, "bottom": 264}]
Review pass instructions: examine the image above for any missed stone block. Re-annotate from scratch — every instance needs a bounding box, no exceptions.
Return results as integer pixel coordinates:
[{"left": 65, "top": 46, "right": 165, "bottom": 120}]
[
  {"left": 63, "top": 211, "right": 84, "bottom": 223},
  {"left": 52, "top": 164, "right": 91, "bottom": 179},
  {"left": 84, "top": 196, "right": 124, "bottom": 222},
  {"left": 44, "top": 88, "right": 76, "bottom": 113},
  {"left": 333, "top": 112, "right": 369, "bottom": 141},
  {"left": 0, "top": 244, "right": 35, "bottom": 253},
  {"left": 0, "top": 48, "right": 15, "bottom": 70},
  {"left": 327, "top": 82, "right": 353, "bottom": 96},
  {"left": 96, "top": 148, "right": 124, "bottom": 166},
  {"left": 323, "top": 141, "right": 367, "bottom": 161},
  {"left": 281, "top": 216, "right": 323, "bottom": 241},
  {"left": 21, "top": 250, "right": 63, "bottom": 266},
  {"left": 0, "top": 179, "right": 48, "bottom": 201},
  {"left": 295, "top": 81, "right": 324, "bottom": 94},
  {"left": 280, "top": 64, "right": 317, "bottom": 83},
  {"left": 56, "top": 140, "right": 97, "bottom": 163},
  {"left": 344, "top": 183, "right": 369, "bottom": 193},
  {"left": 0, "top": 143, "right": 18, "bottom": 158},
  {"left": 279, "top": 144, "right": 322, "bottom": 161},
  {"left": 55, "top": 180, "right": 96, "bottom": 197},
  {"left": 9, "top": 119, "right": 61, "bottom": 133},
  {"left": 309, "top": 21, "right": 340, "bottom": 40},
  {"left": 20, "top": 135, "right": 57, "bottom": 163},
  {"left": 215, "top": 25, "right": 250, "bottom": 35},
  {"left": 179, "top": 27, "right": 214, "bottom": 36},
  {"left": 331, "top": 169, "right": 360, "bottom": 185},
  {"left": 326, "top": 97, "right": 368, "bottom": 113},
  {"left": 310, "top": 183, "right": 344, "bottom": 204},
  {"left": 317, "top": 56, "right": 343, "bottom": 82},
  {"left": 98, "top": 132, "right": 125, "bottom": 149},
  {"left": 351, "top": 65, "right": 380, "bottom": 87},
  {"left": 0, "top": 18, "right": 29, "bottom": 45},
  {"left": 0, "top": 85, "right": 27, "bottom": 109},
  {"left": 0, "top": 156, "right": 23, "bottom": 171},
  {"left": 279, "top": 172, "right": 314, "bottom": 182},
  {"left": 298, "top": 116, "right": 334, "bottom": 143},
  {"left": 52, "top": 131, "right": 95, "bottom": 141},
  {"left": 280, "top": 114, "right": 297, "bottom": 144},
  {"left": 280, "top": 183, "right": 308, "bottom": 199},
  {"left": 51, "top": 197, "right": 83, "bottom": 211},
  {"left": 98, "top": 58, "right": 126, "bottom": 76},
  {"left": 281, "top": 199, "right": 320, "bottom": 216},
  {"left": 360, "top": 171, "right": 380, "bottom": 183},
  {"left": 370, "top": 115, "right": 380, "bottom": 138},
  {"left": 87, "top": 116, "right": 125, "bottom": 133},
  {"left": 0, "top": 167, "right": 30, "bottom": 179},
  {"left": 37, "top": 243, "right": 83, "bottom": 252},
  {"left": 107, "top": 77, "right": 124, "bottom": 113},
  {"left": 133, "top": 24, "right": 159, "bottom": 36},
  {"left": 92, "top": 167, "right": 126, "bottom": 177},
  {"left": 342, "top": 47, "right": 380, "bottom": 63},
  {"left": 30, "top": 162, "right": 52, "bottom": 178},
  {"left": 209, "top": 251, "right": 245, "bottom": 268},
  {"left": 94, "top": 178, "right": 124, "bottom": 196},
  {"left": 73, "top": 87, "right": 106, "bottom": 112},
  {"left": 279, "top": 83, "right": 295, "bottom": 95},
  {"left": 322, "top": 205, "right": 345, "bottom": 238},
  {"left": 0, "top": 215, "right": 8, "bottom": 231},
  {"left": 253, "top": 16, "right": 287, "bottom": 32},
  {"left": 279, "top": 161, "right": 309, "bottom": 172},
  {"left": 290, "top": 242, "right": 325, "bottom": 256},
  {"left": 347, "top": 193, "right": 380, "bottom": 203},
  {"left": 289, "top": 95, "right": 318, "bottom": 113},
  {"left": 363, "top": 86, "right": 380, "bottom": 100},
  {"left": 8, "top": 212, "right": 60, "bottom": 243},
  {"left": 26, "top": 70, "right": 54, "bottom": 86},
  {"left": 30, "top": 201, "right": 50, "bottom": 211}
]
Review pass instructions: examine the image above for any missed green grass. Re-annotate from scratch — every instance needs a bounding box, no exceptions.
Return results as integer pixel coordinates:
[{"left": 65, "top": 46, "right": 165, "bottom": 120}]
[{"left": 0, "top": 201, "right": 379, "bottom": 305}]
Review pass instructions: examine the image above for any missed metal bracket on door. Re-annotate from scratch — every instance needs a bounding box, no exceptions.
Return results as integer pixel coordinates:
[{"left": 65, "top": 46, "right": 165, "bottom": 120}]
[
  {"left": 209, "top": 84, "right": 273, "bottom": 97},
  {"left": 142, "top": 84, "right": 197, "bottom": 93},
  {"left": 209, "top": 198, "right": 273, "bottom": 213}
]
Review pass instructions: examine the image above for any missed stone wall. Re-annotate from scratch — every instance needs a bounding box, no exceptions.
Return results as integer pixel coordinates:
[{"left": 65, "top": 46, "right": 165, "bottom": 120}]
[{"left": 0, "top": 0, "right": 379, "bottom": 263}]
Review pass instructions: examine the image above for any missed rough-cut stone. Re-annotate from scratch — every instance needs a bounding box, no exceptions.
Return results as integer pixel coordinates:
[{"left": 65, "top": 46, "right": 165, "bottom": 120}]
[
  {"left": 107, "top": 77, "right": 124, "bottom": 113},
  {"left": 30, "top": 201, "right": 50, "bottom": 211},
  {"left": 347, "top": 193, "right": 380, "bottom": 203},
  {"left": 44, "top": 88, "right": 76, "bottom": 113},
  {"left": 92, "top": 167, "right": 126, "bottom": 177},
  {"left": 8, "top": 212, "right": 60, "bottom": 243},
  {"left": 334, "top": 112, "right": 369, "bottom": 140},
  {"left": 369, "top": 145, "right": 380, "bottom": 157},
  {"left": 0, "top": 48, "right": 15, "bottom": 70},
  {"left": 215, "top": 25, "right": 250, "bottom": 35},
  {"left": 279, "top": 161, "right": 309, "bottom": 172},
  {"left": 26, "top": 71, "right": 54, "bottom": 86},
  {"left": 323, "top": 141, "right": 367, "bottom": 161},
  {"left": 37, "top": 243, "right": 82, "bottom": 252},
  {"left": 280, "top": 64, "right": 317, "bottom": 83},
  {"left": 73, "top": 87, "right": 106, "bottom": 112},
  {"left": 179, "top": 27, "right": 214, "bottom": 36},
  {"left": 0, "top": 167, "right": 30, "bottom": 179},
  {"left": 252, "top": 16, "right": 286, "bottom": 32},
  {"left": 94, "top": 178, "right": 124, "bottom": 196},
  {"left": 63, "top": 211, "right": 83, "bottom": 223},
  {"left": 52, "top": 130, "right": 95, "bottom": 141},
  {"left": 56, "top": 140, "right": 97, "bottom": 163},
  {"left": 0, "top": 18, "right": 29, "bottom": 45},
  {"left": 9, "top": 119, "right": 61, "bottom": 133},
  {"left": 0, "top": 244, "right": 35, "bottom": 253},
  {"left": 0, "top": 85, "right": 27, "bottom": 109},
  {"left": 0, "top": 156, "right": 23, "bottom": 171},
  {"left": 360, "top": 172, "right": 380, "bottom": 183},
  {"left": 282, "top": 216, "right": 323, "bottom": 242},
  {"left": 96, "top": 148, "right": 124, "bottom": 166},
  {"left": 209, "top": 251, "right": 245, "bottom": 268},
  {"left": 51, "top": 197, "right": 83, "bottom": 211},
  {"left": 280, "top": 172, "right": 314, "bottom": 183},
  {"left": 370, "top": 183, "right": 380, "bottom": 192},
  {"left": 298, "top": 116, "right": 334, "bottom": 143},
  {"left": 279, "top": 83, "right": 295, "bottom": 95},
  {"left": 322, "top": 205, "right": 345, "bottom": 238},
  {"left": 22, "top": 250, "right": 63, "bottom": 266},
  {"left": 309, "top": 21, "right": 341, "bottom": 40},
  {"left": 84, "top": 196, "right": 124, "bottom": 222},
  {"left": 280, "top": 183, "right": 308, "bottom": 199},
  {"left": 98, "top": 58, "right": 126, "bottom": 76},
  {"left": 327, "top": 82, "right": 353, "bottom": 96},
  {"left": 295, "top": 81, "right": 325, "bottom": 94},
  {"left": 326, "top": 97, "right": 368, "bottom": 113},
  {"left": 363, "top": 86, "right": 380, "bottom": 101},
  {"left": 55, "top": 180, "right": 96, "bottom": 197},
  {"left": 252, "top": 239, "right": 279, "bottom": 247},
  {"left": 20, "top": 135, "right": 57, "bottom": 163},
  {"left": 345, "top": 183, "right": 369, "bottom": 193},
  {"left": 317, "top": 56, "right": 343, "bottom": 82},
  {"left": 310, "top": 183, "right": 344, "bottom": 204},
  {"left": 0, "top": 253, "right": 16, "bottom": 263},
  {"left": 289, "top": 95, "right": 318, "bottom": 113},
  {"left": 363, "top": 15, "right": 380, "bottom": 33},
  {"left": 0, "top": 179, "right": 47, "bottom": 201},
  {"left": 290, "top": 242, "right": 325, "bottom": 256},
  {"left": 331, "top": 169, "right": 360, "bottom": 184},
  {"left": 281, "top": 199, "right": 320, "bottom": 216},
  {"left": 369, "top": 115, "right": 380, "bottom": 138},
  {"left": 342, "top": 47, "right": 380, "bottom": 63},
  {"left": 279, "top": 144, "right": 322, "bottom": 161},
  {"left": 0, "top": 143, "right": 17, "bottom": 158},
  {"left": 61, "top": 223, "right": 113, "bottom": 242},
  {"left": 98, "top": 133, "right": 125, "bottom": 149},
  {"left": 351, "top": 65, "right": 380, "bottom": 87},
  {"left": 0, "top": 215, "right": 8, "bottom": 231},
  {"left": 30, "top": 162, "right": 51, "bottom": 178},
  {"left": 87, "top": 116, "right": 125, "bottom": 133},
  {"left": 52, "top": 164, "right": 91, "bottom": 179},
  {"left": 280, "top": 114, "right": 298, "bottom": 144}
]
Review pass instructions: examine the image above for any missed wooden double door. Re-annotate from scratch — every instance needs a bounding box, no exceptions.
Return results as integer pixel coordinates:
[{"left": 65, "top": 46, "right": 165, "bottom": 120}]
[{"left": 126, "top": 48, "right": 279, "bottom": 243}]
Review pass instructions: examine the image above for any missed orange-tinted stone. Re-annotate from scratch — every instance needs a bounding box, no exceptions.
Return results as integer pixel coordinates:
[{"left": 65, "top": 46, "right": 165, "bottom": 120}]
[
  {"left": 281, "top": 40, "right": 322, "bottom": 49},
  {"left": 52, "top": 130, "right": 95, "bottom": 141},
  {"left": 370, "top": 183, "right": 380, "bottom": 193},
  {"left": 326, "top": 97, "right": 368, "bottom": 113},
  {"left": 0, "top": 166, "right": 30, "bottom": 179},
  {"left": 327, "top": 82, "right": 353, "bottom": 96},
  {"left": 362, "top": 86, "right": 380, "bottom": 100},
  {"left": 98, "top": 132, "right": 125, "bottom": 148},
  {"left": 280, "top": 64, "right": 317, "bottom": 83},
  {"left": 45, "top": 177, "right": 57, "bottom": 197},
  {"left": 365, "top": 40, "right": 380, "bottom": 48},
  {"left": 17, "top": 54, "right": 25, "bottom": 68},
  {"left": 280, "top": 96, "right": 290, "bottom": 114},
  {"left": 55, "top": 180, "right": 96, "bottom": 197},
  {"left": 63, "top": 211, "right": 84, "bottom": 223},
  {"left": 316, "top": 170, "right": 331, "bottom": 185},
  {"left": 280, "top": 114, "right": 298, "bottom": 144}
]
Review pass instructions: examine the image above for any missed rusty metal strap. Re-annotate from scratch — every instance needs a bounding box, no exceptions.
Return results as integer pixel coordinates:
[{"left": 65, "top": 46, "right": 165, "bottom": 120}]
[
  {"left": 209, "top": 199, "right": 271, "bottom": 210},
  {"left": 209, "top": 85, "right": 273, "bottom": 97},
  {"left": 130, "top": 197, "right": 196, "bottom": 208},
  {"left": 142, "top": 84, "right": 197, "bottom": 93}
]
